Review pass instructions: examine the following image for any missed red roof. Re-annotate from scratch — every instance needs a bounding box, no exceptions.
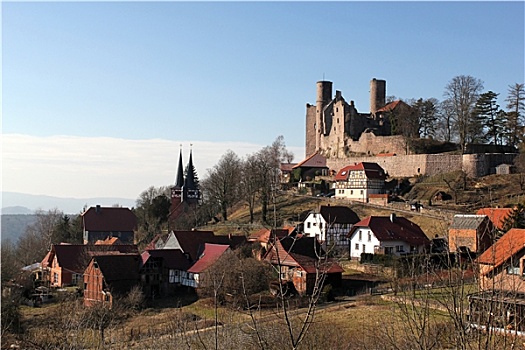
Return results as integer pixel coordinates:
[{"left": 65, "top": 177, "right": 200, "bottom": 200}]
[
  {"left": 375, "top": 100, "right": 403, "bottom": 113},
  {"left": 82, "top": 206, "right": 137, "bottom": 232},
  {"left": 334, "top": 162, "right": 386, "bottom": 181},
  {"left": 187, "top": 244, "right": 230, "bottom": 274},
  {"left": 265, "top": 240, "right": 343, "bottom": 274},
  {"left": 42, "top": 243, "right": 139, "bottom": 273},
  {"left": 349, "top": 215, "right": 430, "bottom": 246},
  {"left": 248, "top": 228, "right": 290, "bottom": 243},
  {"left": 476, "top": 208, "right": 513, "bottom": 230},
  {"left": 476, "top": 228, "right": 525, "bottom": 273},
  {"left": 292, "top": 152, "right": 327, "bottom": 169}
]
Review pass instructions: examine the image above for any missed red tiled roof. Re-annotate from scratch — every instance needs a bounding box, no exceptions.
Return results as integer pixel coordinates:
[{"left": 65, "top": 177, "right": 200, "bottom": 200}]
[
  {"left": 476, "top": 208, "right": 513, "bottom": 230},
  {"left": 45, "top": 243, "right": 139, "bottom": 273},
  {"left": 334, "top": 162, "right": 386, "bottom": 181},
  {"left": 375, "top": 100, "right": 403, "bottom": 113},
  {"left": 187, "top": 244, "right": 230, "bottom": 274},
  {"left": 248, "top": 228, "right": 290, "bottom": 243},
  {"left": 349, "top": 215, "right": 430, "bottom": 246},
  {"left": 82, "top": 207, "right": 137, "bottom": 232},
  {"left": 281, "top": 163, "right": 298, "bottom": 172},
  {"left": 95, "top": 237, "right": 122, "bottom": 245},
  {"left": 265, "top": 240, "right": 343, "bottom": 274},
  {"left": 476, "top": 228, "right": 525, "bottom": 272},
  {"left": 292, "top": 152, "right": 327, "bottom": 169}
]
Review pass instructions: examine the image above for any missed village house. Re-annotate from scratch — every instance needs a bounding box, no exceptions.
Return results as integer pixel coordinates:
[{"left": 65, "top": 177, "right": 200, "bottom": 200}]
[
  {"left": 292, "top": 152, "right": 329, "bottom": 182},
  {"left": 247, "top": 226, "right": 295, "bottom": 251},
  {"left": 302, "top": 205, "right": 360, "bottom": 253},
  {"left": 263, "top": 236, "right": 343, "bottom": 295},
  {"left": 468, "top": 228, "right": 525, "bottom": 333},
  {"left": 83, "top": 254, "right": 141, "bottom": 307},
  {"left": 347, "top": 214, "right": 430, "bottom": 259},
  {"left": 40, "top": 243, "right": 139, "bottom": 288},
  {"left": 82, "top": 205, "right": 137, "bottom": 244},
  {"left": 333, "top": 162, "right": 387, "bottom": 203},
  {"left": 182, "top": 243, "right": 231, "bottom": 288},
  {"left": 140, "top": 249, "right": 191, "bottom": 298},
  {"left": 448, "top": 214, "right": 494, "bottom": 255}
]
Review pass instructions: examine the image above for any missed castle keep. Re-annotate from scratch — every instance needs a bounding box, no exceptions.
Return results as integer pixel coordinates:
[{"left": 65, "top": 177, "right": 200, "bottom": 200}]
[{"left": 305, "top": 79, "right": 393, "bottom": 158}]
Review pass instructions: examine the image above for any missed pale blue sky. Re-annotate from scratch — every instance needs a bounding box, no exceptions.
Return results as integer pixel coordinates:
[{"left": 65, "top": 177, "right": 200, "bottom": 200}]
[{"left": 2, "top": 1, "right": 524, "bottom": 201}]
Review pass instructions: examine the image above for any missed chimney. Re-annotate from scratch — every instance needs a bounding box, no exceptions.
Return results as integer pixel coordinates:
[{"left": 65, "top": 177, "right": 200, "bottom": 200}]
[
  {"left": 96, "top": 205, "right": 101, "bottom": 213},
  {"left": 390, "top": 213, "right": 396, "bottom": 223}
]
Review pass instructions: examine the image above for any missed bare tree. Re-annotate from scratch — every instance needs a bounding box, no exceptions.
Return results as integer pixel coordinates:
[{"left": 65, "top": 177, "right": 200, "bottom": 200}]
[
  {"left": 505, "top": 83, "right": 525, "bottom": 147},
  {"left": 443, "top": 75, "right": 484, "bottom": 152},
  {"left": 200, "top": 150, "right": 242, "bottom": 222}
]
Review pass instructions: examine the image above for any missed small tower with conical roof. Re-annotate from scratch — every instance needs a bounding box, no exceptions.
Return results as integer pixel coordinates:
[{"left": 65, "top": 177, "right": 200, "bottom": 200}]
[{"left": 169, "top": 145, "right": 201, "bottom": 224}]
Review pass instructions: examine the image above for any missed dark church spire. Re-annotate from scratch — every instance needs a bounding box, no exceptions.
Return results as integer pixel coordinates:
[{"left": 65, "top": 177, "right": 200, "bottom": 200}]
[
  {"left": 175, "top": 145, "right": 184, "bottom": 188},
  {"left": 184, "top": 146, "right": 196, "bottom": 189}
]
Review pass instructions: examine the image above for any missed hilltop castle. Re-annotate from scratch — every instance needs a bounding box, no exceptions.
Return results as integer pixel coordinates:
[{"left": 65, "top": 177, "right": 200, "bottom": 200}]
[{"left": 304, "top": 79, "right": 516, "bottom": 178}]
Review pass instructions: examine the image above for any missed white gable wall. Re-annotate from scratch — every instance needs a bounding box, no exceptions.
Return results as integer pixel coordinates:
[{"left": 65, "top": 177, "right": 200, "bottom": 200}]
[{"left": 303, "top": 213, "right": 327, "bottom": 242}]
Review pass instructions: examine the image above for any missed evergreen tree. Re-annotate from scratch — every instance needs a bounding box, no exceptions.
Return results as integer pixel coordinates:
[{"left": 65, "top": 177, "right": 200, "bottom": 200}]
[
  {"left": 473, "top": 91, "right": 503, "bottom": 145},
  {"left": 502, "top": 202, "right": 525, "bottom": 231},
  {"left": 505, "top": 83, "right": 525, "bottom": 147}
]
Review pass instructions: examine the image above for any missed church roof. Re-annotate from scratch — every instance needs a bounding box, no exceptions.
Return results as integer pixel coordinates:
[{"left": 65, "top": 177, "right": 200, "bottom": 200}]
[{"left": 174, "top": 148, "right": 184, "bottom": 188}]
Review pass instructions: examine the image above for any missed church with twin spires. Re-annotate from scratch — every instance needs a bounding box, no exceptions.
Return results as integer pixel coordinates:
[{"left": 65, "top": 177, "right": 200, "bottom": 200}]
[{"left": 169, "top": 147, "right": 201, "bottom": 225}]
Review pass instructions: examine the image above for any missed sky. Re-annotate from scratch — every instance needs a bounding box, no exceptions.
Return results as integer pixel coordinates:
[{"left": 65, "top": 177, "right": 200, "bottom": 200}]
[{"left": 2, "top": 1, "right": 524, "bottom": 202}]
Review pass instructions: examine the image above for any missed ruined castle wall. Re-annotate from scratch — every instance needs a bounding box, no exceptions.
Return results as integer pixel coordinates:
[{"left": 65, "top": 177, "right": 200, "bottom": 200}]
[
  {"left": 305, "top": 104, "right": 317, "bottom": 156},
  {"left": 462, "top": 153, "right": 517, "bottom": 177},
  {"left": 326, "top": 153, "right": 517, "bottom": 179},
  {"left": 345, "top": 133, "right": 407, "bottom": 156}
]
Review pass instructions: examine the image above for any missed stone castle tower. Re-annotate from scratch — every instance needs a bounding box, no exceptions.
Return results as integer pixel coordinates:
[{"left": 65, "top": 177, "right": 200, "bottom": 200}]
[{"left": 305, "top": 78, "right": 390, "bottom": 158}]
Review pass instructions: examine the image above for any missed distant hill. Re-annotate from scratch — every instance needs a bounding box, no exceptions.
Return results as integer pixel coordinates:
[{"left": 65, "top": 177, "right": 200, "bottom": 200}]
[
  {"left": 1, "top": 214, "right": 38, "bottom": 243},
  {"left": 1, "top": 191, "right": 136, "bottom": 215}
]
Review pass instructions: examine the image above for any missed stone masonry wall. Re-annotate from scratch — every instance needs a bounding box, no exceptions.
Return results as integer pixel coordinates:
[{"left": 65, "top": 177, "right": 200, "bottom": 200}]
[{"left": 326, "top": 153, "right": 517, "bottom": 179}]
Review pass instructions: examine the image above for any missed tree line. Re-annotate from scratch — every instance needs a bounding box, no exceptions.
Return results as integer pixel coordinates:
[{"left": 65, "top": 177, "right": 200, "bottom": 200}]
[{"left": 387, "top": 76, "right": 524, "bottom": 152}]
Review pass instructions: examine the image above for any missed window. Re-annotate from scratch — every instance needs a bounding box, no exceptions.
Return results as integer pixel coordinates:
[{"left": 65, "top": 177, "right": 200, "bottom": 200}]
[
  {"left": 307, "top": 222, "right": 311, "bottom": 229},
  {"left": 355, "top": 243, "right": 359, "bottom": 250},
  {"left": 507, "top": 260, "right": 521, "bottom": 275},
  {"left": 360, "top": 190, "right": 364, "bottom": 194},
  {"left": 368, "top": 232, "right": 372, "bottom": 242},
  {"left": 385, "top": 247, "right": 394, "bottom": 255},
  {"left": 53, "top": 273, "right": 58, "bottom": 284},
  {"left": 358, "top": 231, "right": 362, "bottom": 241},
  {"left": 320, "top": 223, "right": 323, "bottom": 229},
  {"left": 396, "top": 245, "right": 404, "bottom": 253},
  {"left": 169, "top": 269, "right": 179, "bottom": 283}
]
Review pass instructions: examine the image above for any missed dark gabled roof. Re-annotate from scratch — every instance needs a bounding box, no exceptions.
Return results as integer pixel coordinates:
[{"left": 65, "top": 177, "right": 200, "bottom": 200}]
[
  {"left": 449, "top": 215, "right": 490, "bottom": 230},
  {"left": 44, "top": 243, "right": 139, "bottom": 273},
  {"left": 93, "top": 254, "right": 141, "bottom": 295},
  {"left": 292, "top": 152, "right": 327, "bottom": 169},
  {"left": 187, "top": 244, "right": 230, "bottom": 274},
  {"left": 184, "top": 149, "right": 197, "bottom": 190},
  {"left": 281, "top": 163, "right": 298, "bottom": 172},
  {"left": 334, "top": 162, "right": 386, "bottom": 181},
  {"left": 476, "top": 208, "right": 513, "bottom": 230},
  {"left": 319, "top": 206, "right": 360, "bottom": 225},
  {"left": 141, "top": 249, "right": 192, "bottom": 270},
  {"left": 375, "top": 100, "right": 411, "bottom": 113},
  {"left": 168, "top": 230, "right": 215, "bottom": 260},
  {"left": 279, "top": 235, "right": 325, "bottom": 259},
  {"left": 82, "top": 207, "right": 137, "bottom": 232},
  {"left": 476, "top": 228, "right": 525, "bottom": 272},
  {"left": 349, "top": 215, "right": 430, "bottom": 246},
  {"left": 208, "top": 234, "right": 247, "bottom": 249}
]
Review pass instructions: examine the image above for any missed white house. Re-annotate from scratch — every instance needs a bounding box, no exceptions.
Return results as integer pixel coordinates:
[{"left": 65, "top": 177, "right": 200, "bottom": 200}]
[
  {"left": 303, "top": 205, "right": 360, "bottom": 252},
  {"left": 334, "top": 162, "right": 386, "bottom": 202},
  {"left": 348, "top": 214, "right": 430, "bottom": 259}
]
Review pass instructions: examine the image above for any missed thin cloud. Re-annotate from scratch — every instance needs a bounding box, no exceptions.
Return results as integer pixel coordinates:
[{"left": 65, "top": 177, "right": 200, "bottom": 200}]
[{"left": 2, "top": 134, "right": 304, "bottom": 199}]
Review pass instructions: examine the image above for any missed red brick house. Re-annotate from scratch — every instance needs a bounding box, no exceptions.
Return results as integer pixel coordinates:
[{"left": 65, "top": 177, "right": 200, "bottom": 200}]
[
  {"left": 469, "top": 229, "right": 525, "bottom": 333},
  {"left": 83, "top": 254, "right": 141, "bottom": 307},
  {"left": 264, "top": 236, "right": 343, "bottom": 295},
  {"left": 41, "top": 243, "right": 138, "bottom": 288},
  {"left": 448, "top": 214, "right": 494, "bottom": 255}
]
